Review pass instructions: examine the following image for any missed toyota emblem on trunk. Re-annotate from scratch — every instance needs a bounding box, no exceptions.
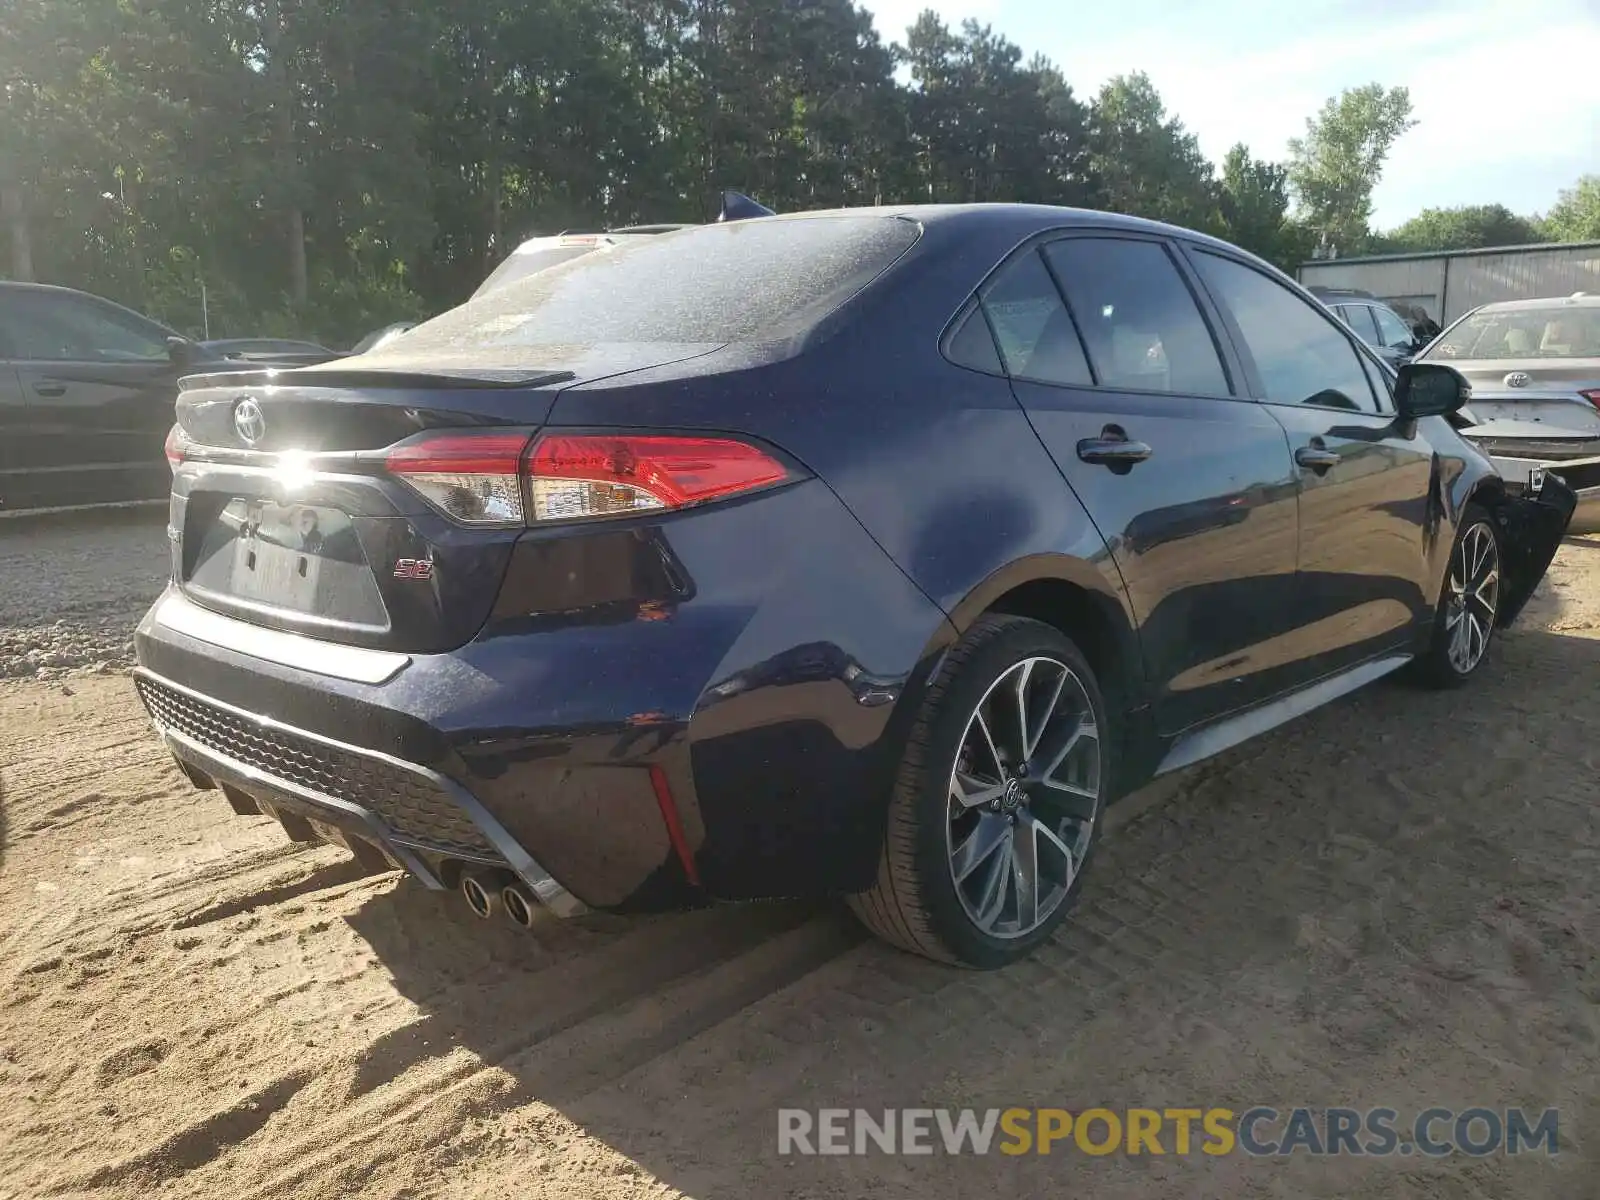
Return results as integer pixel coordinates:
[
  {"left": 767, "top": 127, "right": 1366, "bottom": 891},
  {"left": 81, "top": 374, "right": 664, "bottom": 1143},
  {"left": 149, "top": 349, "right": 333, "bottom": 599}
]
[
  {"left": 233, "top": 397, "right": 266, "bottom": 445},
  {"left": 1505, "top": 372, "right": 1531, "bottom": 388}
]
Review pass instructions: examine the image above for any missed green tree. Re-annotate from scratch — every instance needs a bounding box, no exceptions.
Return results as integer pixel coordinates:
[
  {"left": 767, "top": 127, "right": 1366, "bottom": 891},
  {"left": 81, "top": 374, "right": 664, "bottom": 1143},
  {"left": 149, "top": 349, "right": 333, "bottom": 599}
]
[
  {"left": 1378, "top": 204, "right": 1544, "bottom": 253},
  {"left": 898, "top": 14, "right": 1092, "bottom": 207},
  {"left": 1287, "top": 83, "right": 1415, "bottom": 254},
  {"left": 1541, "top": 175, "right": 1600, "bottom": 242},
  {"left": 1087, "top": 72, "right": 1218, "bottom": 232},
  {"left": 1218, "top": 143, "right": 1289, "bottom": 262}
]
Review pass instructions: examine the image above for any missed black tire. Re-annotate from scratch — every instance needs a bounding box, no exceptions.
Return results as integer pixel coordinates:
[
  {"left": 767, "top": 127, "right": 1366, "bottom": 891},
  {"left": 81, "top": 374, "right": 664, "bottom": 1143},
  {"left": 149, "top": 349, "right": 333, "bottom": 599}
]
[
  {"left": 1412, "top": 502, "right": 1504, "bottom": 689},
  {"left": 848, "top": 615, "right": 1111, "bottom": 969}
]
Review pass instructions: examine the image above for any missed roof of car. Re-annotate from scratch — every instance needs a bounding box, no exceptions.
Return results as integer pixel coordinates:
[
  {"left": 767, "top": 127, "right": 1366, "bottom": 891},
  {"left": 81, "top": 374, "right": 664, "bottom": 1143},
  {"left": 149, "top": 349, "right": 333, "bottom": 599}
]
[
  {"left": 710, "top": 203, "right": 1272, "bottom": 259},
  {"left": 0, "top": 280, "right": 102, "bottom": 297},
  {"left": 1309, "top": 288, "right": 1380, "bottom": 301},
  {"left": 1472, "top": 293, "right": 1600, "bottom": 312}
]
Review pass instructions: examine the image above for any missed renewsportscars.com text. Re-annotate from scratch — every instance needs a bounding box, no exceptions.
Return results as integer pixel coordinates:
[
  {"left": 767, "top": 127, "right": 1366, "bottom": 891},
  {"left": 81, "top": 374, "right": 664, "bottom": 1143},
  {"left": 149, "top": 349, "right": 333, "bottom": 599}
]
[{"left": 777, "top": 1106, "right": 1560, "bottom": 1157}]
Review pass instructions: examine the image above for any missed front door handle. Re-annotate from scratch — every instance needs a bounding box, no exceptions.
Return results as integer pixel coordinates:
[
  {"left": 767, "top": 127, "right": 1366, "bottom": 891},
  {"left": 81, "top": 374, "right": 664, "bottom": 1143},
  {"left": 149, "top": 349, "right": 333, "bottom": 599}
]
[
  {"left": 32, "top": 382, "right": 66, "bottom": 398},
  {"left": 1295, "top": 444, "right": 1341, "bottom": 473},
  {"left": 1077, "top": 434, "right": 1154, "bottom": 468}
]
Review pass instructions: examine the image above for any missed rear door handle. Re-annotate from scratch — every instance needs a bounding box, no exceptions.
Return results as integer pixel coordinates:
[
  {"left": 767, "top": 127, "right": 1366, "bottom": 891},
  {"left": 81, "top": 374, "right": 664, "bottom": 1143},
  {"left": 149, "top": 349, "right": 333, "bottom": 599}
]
[
  {"left": 1077, "top": 436, "right": 1153, "bottom": 467},
  {"left": 1295, "top": 445, "right": 1341, "bottom": 473},
  {"left": 32, "top": 382, "right": 66, "bottom": 398}
]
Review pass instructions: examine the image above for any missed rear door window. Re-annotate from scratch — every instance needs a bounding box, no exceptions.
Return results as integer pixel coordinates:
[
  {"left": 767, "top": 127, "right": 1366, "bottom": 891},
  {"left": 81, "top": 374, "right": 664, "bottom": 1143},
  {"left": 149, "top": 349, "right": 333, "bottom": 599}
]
[
  {"left": 944, "top": 302, "right": 1005, "bottom": 376},
  {"left": 1372, "top": 305, "right": 1416, "bottom": 350},
  {"left": 978, "top": 251, "right": 1092, "bottom": 386},
  {"left": 1341, "top": 305, "right": 1381, "bottom": 344},
  {"left": 1042, "top": 238, "right": 1230, "bottom": 396},
  {"left": 1191, "top": 251, "right": 1378, "bottom": 413},
  {"left": 371, "top": 216, "right": 922, "bottom": 365}
]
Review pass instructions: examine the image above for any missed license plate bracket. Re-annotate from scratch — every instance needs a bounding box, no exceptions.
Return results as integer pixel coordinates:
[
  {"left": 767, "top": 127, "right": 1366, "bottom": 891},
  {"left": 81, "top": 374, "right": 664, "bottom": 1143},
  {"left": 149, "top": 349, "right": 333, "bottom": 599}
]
[{"left": 184, "top": 497, "right": 388, "bottom": 626}]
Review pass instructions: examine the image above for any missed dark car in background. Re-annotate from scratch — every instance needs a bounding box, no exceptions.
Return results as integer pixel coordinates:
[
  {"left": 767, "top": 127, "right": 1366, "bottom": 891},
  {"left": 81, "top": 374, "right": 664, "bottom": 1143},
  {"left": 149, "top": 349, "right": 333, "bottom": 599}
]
[
  {"left": 1308, "top": 286, "right": 1426, "bottom": 367},
  {"left": 134, "top": 206, "right": 1573, "bottom": 969},
  {"left": 0, "top": 282, "right": 329, "bottom": 512}
]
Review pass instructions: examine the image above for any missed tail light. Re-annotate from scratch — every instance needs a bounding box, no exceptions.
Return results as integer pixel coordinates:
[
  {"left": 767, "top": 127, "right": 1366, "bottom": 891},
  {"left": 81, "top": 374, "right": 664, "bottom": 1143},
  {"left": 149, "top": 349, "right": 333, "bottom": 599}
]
[
  {"left": 164, "top": 425, "right": 187, "bottom": 471},
  {"left": 526, "top": 434, "right": 789, "bottom": 521},
  {"left": 384, "top": 431, "right": 794, "bottom": 526},
  {"left": 385, "top": 432, "right": 531, "bottom": 526},
  {"left": 1580, "top": 388, "right": 1600, "bottom": 410}
]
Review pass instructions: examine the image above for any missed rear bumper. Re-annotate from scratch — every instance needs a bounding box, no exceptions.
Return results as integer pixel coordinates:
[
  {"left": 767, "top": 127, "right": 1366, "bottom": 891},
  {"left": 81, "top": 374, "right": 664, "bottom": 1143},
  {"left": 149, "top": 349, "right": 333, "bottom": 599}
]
[
  {"left": 136, "top": 667, "right": 587, "bottom": 914},
  {"left": 133, "top": 477, "right": 954, "bottom": 913},
  {"left": 1480, "top": 449, "right": 1600, "bottom": 533}
]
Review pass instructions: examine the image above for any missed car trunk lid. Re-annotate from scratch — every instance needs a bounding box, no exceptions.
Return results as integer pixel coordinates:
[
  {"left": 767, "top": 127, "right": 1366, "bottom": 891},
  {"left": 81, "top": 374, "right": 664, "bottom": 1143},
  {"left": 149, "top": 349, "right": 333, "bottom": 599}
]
[
  {"left": 1447, "top": 359, "right": 1600, "bottom": 433},
  {"left": 167, "top": 352, "right": 714, "bottom": 654}
]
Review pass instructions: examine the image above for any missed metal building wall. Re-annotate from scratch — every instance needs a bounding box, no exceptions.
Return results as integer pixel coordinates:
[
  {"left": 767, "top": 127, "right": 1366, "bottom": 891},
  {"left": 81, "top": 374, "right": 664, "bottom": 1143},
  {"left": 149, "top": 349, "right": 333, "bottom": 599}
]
[
  {"left": 1298, "top": 243, "right": 1600, "bottom": 324},
  {"left": 1298, "top": 257, "right": 1446, "bottom": 312},
  {"left": 1444, "top": 247, "right": 1600, "bottom": 320}
]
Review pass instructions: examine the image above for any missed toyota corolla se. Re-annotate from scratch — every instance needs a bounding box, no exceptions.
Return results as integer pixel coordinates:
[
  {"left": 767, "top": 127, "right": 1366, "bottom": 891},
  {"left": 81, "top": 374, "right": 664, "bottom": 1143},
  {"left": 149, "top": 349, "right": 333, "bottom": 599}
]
[{"left": 135, "top": 206, "right": 1574, "bottom": 968}]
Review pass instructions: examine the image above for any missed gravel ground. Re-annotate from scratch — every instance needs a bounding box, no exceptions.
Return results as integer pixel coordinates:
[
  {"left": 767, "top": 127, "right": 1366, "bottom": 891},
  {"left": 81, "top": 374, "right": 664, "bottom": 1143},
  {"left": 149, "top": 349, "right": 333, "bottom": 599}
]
[
  {"left": 0, "top": 508, "right": 169, "bottom": 680},
  {"left": 1, "top": 515, "right": 1599, "bottom": 1199}
]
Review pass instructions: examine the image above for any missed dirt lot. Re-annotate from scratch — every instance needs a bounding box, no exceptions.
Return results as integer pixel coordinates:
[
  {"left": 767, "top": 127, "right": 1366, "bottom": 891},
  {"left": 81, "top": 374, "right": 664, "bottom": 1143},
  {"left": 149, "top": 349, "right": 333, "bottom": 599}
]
[{"left": 2, "top": 510, "right": 1599, "bottom": 1199}]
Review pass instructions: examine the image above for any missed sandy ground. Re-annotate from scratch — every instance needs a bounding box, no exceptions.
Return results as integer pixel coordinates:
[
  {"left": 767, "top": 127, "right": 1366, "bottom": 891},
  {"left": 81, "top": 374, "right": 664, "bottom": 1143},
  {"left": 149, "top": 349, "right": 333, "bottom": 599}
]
[{"left": 2, "top": 511, "right": 1599, "bottom": 1199}]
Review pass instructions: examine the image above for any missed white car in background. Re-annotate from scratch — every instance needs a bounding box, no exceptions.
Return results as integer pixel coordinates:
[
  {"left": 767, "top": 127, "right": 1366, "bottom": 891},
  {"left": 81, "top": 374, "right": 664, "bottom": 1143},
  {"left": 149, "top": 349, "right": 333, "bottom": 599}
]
[
  {"left": 1416, "top": 293, "right": 1600, "bottom": 532},
  {"left": 349, "top": 193, "right": 776, "bottom": 352}
]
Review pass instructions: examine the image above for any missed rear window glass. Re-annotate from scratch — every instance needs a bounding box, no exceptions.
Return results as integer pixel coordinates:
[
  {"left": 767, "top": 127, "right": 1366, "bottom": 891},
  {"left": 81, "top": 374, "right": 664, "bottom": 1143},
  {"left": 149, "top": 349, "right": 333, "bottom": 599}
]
[
  {"left": 369, "top": 216, "right": 922, "bottom": 366},
  {"left": 1424, "top": 307, "right": 1600, "bottom": 360},
  {"left": 471, "top": 246, "right": 597, "bottom": 299}
]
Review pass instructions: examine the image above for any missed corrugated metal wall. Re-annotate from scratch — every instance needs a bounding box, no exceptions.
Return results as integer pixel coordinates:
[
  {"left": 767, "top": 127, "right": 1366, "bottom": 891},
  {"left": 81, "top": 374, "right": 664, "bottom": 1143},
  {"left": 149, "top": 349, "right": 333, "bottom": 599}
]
[
  {"left": 1299, "top": 258, "right": 1446, "bottom": 313},
  {"left": 1446, "top": 248, "right": 1600, "bottom": 319},
  {"left": 1298, "top": 244, "right": 1600, "bottom": 324}
]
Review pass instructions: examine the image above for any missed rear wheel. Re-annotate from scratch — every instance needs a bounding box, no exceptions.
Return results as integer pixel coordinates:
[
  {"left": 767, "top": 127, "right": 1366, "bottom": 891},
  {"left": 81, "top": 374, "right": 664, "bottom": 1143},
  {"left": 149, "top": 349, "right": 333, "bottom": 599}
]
[
  {"left": 849, "top": 615, "right": 1109, "bottom": 968},
  {"left": 1414, "top": 504, "right": 1502, "bottom": 688}
]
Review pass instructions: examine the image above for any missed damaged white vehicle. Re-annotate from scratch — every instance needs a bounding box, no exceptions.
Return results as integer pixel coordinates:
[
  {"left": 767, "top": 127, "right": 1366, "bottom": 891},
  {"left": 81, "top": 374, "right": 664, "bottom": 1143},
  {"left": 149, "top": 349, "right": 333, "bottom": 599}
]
[{"left": 1414, "top": 293, "right": 1600, "bottom": 533}]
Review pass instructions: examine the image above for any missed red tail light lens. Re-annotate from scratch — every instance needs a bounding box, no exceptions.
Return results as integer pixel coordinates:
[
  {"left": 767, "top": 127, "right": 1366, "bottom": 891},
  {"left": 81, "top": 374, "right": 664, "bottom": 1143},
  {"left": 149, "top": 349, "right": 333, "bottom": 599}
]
[
  {"left": 385, "top": 432, "right": 532, "bottom": 526},
  {"left": 164, "top": 425, "right": 187, "bottom": 471},
  {"left": 386, "top": 430, "right": 792, "bottom": 526},
  {"left": 1580, "top": 388, "right": 1600, "bottom": 410},
  {"left": 526, "top": 434, "right": 790, "bottom": 522}
]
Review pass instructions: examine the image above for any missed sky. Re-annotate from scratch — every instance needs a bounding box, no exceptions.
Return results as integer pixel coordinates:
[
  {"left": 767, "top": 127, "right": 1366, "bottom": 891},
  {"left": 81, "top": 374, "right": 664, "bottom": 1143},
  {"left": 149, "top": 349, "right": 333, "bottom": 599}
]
[{"left": 856, "top": 0, "right": 1600, "bottom": 230}]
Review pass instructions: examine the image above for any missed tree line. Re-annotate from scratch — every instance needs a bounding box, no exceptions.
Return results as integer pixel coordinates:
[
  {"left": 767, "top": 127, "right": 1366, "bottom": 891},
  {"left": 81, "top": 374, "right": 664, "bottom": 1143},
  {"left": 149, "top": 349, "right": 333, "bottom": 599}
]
[{"left": 2, "top": 0, "right": 1597, "bottom": 346}]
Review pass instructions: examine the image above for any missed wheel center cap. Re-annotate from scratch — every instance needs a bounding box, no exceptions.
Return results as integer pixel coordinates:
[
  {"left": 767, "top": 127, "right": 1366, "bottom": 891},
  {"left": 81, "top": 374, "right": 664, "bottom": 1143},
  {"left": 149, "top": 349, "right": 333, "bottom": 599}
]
[{"left": 1001, "top": 777, "right": 1024, "bottom": 813}]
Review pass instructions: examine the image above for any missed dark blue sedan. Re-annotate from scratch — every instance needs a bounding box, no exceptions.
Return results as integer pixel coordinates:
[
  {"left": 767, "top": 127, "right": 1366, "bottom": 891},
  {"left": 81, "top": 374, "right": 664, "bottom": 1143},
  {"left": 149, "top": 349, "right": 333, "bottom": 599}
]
[{"left": 134, "top": 205, "right": 1573, "bottom": 967}]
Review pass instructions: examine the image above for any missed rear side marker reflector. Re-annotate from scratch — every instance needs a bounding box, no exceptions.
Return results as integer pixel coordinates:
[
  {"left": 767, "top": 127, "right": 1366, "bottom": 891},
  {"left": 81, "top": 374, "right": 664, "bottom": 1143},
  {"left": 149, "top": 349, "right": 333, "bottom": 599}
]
[
  {"left": 385, "top": 430, "right": 793, "bottom": 527},
  {"left": 648, "top": 763, "right": 701, "bottom": 887}
]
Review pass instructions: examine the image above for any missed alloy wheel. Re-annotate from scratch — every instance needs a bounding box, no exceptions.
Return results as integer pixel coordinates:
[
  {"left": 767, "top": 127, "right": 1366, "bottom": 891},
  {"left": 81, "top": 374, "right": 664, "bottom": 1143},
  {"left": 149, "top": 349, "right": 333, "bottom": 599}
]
[
  {"left": 1446, "top": 521, "right": 1499, "bottom": 675},
  {"left": 945, "top": 656, "right": 1100, "bottom": 939}
]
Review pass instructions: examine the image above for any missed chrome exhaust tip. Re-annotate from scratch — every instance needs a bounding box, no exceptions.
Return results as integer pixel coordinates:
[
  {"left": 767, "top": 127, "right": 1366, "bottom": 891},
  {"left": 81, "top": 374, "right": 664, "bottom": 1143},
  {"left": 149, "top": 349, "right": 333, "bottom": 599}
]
[
  {"left": 501, "top": 881, "right": 538, "bottom": 928},
  {"left": 460, "top": 871, "right": 499, "bottom": 919}
]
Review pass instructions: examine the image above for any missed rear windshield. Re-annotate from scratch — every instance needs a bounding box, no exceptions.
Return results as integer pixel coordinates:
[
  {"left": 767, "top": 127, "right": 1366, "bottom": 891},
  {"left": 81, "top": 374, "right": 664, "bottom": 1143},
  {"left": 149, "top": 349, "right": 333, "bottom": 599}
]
[
  {"left": 366, "top": 216, "right": 921, "bottom": 366},
  {"left": 471, "top": 246, "right": 597, "bottom": 299},
  {"left": 1423, "top": 306, "right": 1600, "bottom": 361}
]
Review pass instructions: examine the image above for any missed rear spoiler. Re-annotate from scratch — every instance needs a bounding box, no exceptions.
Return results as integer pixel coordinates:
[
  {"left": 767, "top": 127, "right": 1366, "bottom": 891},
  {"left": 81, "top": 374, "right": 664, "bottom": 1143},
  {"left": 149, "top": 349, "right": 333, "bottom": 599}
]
[{"left": 176, "top": 366, "right": 576, "bottom": 392}]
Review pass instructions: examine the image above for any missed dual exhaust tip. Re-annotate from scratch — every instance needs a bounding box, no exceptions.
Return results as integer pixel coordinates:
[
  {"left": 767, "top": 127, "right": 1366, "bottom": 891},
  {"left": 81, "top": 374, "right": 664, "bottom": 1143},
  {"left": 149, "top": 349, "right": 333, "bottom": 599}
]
[{"left": 460, "top": 868, "right": 539, "bottom": 928}]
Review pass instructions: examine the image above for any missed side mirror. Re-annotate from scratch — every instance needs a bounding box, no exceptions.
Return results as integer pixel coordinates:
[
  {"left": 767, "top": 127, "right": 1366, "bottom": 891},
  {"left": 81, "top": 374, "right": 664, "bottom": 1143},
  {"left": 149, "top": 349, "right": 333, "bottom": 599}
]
[
  {"left": 166, "top": 336, "right": 199, "bottom": 371},
  {"left": 1395, "top": 362, "right": 1468, "bottom": 420}
]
